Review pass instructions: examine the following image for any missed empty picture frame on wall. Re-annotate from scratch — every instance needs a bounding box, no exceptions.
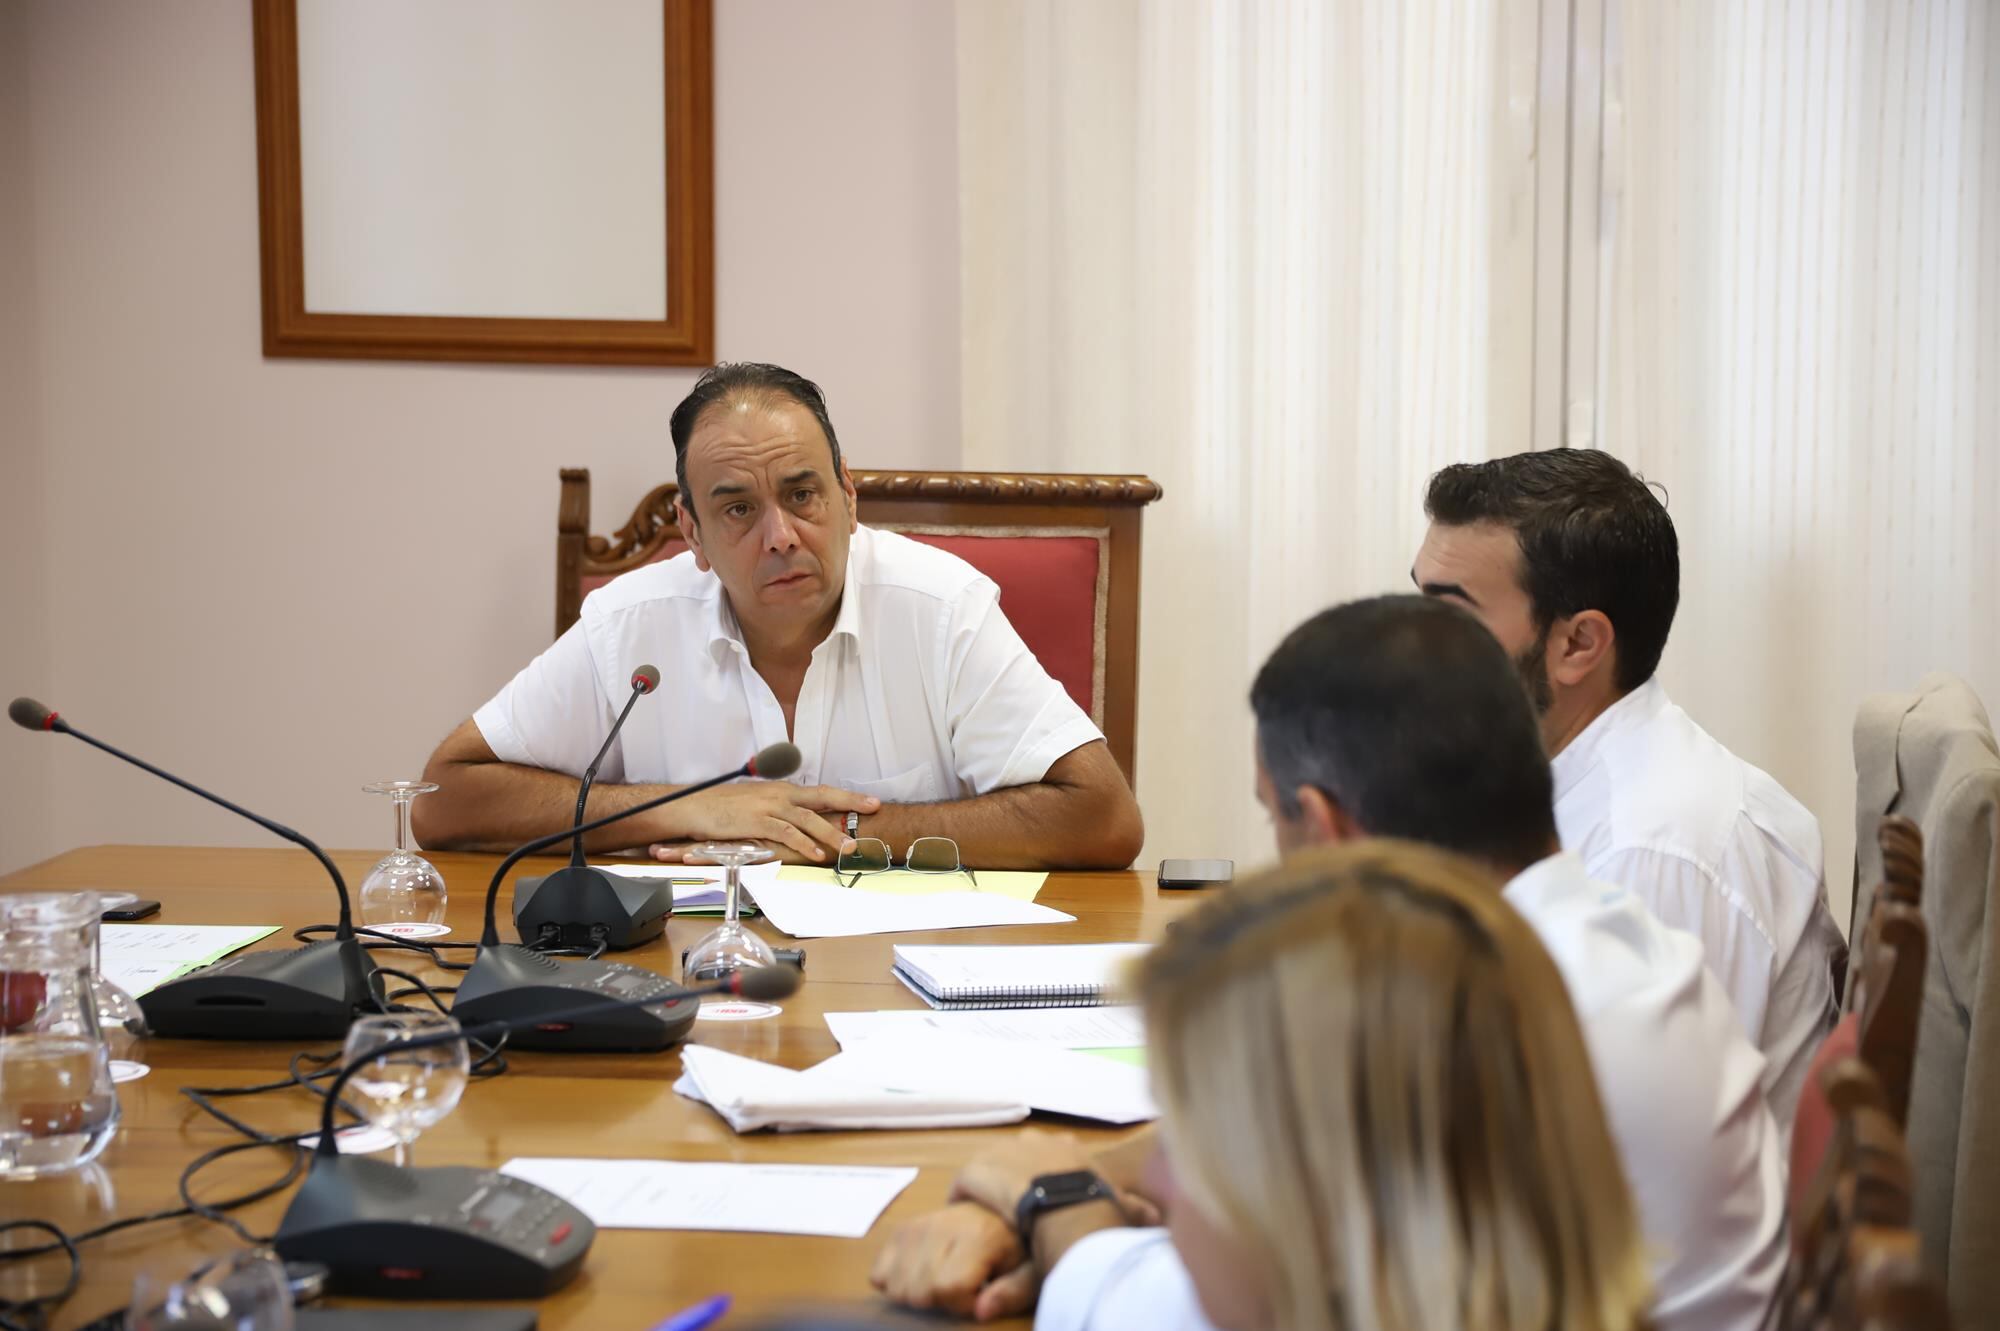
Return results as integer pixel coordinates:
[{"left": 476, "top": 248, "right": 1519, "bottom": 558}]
[{"left": 251, "top": 0, "right": 713, "bottom": 366}]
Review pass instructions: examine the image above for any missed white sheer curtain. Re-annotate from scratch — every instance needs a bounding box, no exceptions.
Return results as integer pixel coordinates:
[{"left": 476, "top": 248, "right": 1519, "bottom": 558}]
[
  {"left": 957, "top": 0, "right": 1522, "bottom": 865},
  {"left": 1596, "top": 0, "right": 2000, "bottom": 924}
]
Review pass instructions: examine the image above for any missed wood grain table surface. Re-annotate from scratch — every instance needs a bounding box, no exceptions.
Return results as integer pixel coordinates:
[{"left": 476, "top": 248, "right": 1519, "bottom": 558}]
[{"left": 0, "top": 846, "right": 1195, "bottom": 1331}]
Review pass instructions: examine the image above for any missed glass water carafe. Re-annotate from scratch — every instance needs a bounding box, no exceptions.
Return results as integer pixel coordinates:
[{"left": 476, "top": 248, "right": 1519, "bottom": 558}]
[{"left": 0, "top": 892, "right": 120, "bottom": 1180}]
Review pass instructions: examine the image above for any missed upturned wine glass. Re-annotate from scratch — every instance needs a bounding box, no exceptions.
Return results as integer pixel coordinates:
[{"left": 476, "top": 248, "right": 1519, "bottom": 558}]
[
  {"left": 680, "top": 842, "right": 777, "bottom": 985},
  {"left": 358, "top": 781, "right": 447, "bottom": 927}
]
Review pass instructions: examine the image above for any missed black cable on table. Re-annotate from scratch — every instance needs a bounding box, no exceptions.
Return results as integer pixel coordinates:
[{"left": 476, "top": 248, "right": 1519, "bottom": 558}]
[
  {"left": 4, "top": 923, "right": 517, "bottom": 1318},
  {"left": 0, "top": 1221, "right": 79, "bottom": 1331}
]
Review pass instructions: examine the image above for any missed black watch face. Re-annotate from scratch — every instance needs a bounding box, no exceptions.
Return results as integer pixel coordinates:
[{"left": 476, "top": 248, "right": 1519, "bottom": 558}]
[{"left": 1031, "top": 1170, "right": 1106, "bottom": 1210}]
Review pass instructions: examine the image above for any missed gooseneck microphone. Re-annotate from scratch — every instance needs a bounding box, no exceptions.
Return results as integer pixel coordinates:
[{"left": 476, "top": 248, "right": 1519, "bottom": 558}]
[
  {"left": 512, "top": 665, "right": 674, "bottom": 950},
  {"left": 10, "top": 698, "right": 359, "bottom": 935},
  {"left": 569, "top": 664, "right": 660, "bottom": 868},
  {"left": 7, "top": 696, "right": 382, "bottom": 1039},
  {"left": 454, "top": 742, "right": 801, "bottom": 1052},
  {"left": 277, "top": 962, "right": 804, "bottom": 1299}
]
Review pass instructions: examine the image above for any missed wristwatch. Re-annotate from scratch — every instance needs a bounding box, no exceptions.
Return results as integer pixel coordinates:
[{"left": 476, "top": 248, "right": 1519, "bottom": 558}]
[{"left": 1015, "top": 1170, "right": 1115, "bottom": 1248}]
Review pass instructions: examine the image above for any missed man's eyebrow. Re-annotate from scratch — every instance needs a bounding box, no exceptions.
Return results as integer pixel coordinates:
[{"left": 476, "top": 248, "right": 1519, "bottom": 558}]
[
  {"left": 779, "top": 469, "right": 820, "bottom": 488},
  {"left": 707, "top": 481, "right": 749, "bottom": 499},
  {"left": 1417, "top": 578, "right": 1479, "bottom": 606}
]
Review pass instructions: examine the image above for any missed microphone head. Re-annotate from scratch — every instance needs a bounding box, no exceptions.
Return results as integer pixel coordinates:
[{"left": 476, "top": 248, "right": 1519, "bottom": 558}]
[
  {"left": 630, "top": 664, "right": 661, "bottom": 695},
  {"left": 731, "top": 964, "right": 803, "bottom": 1002},
  {"left": 8, "top": 698, "right": 56, "bottom": 732},
  {"left": 747, "top": 742, "right": 802, "bottom": 780}
]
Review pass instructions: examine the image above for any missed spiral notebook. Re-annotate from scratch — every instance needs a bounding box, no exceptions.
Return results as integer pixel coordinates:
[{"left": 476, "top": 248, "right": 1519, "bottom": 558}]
[{"left": 890, "top": 943, "right": 1151, "bottom": 1010}]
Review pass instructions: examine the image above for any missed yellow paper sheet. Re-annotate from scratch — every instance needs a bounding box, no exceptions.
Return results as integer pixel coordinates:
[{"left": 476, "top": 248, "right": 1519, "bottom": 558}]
[{"left": 775, "top": 865, "right": 1048, "bottom": 902}]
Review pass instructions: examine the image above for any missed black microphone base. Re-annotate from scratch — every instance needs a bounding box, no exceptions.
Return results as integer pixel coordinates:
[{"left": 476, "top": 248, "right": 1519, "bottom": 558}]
[
  {"left": 512, "top": 864, "right": 671, "bottom": 951},
  {"left": 137, "top": 937, "right": 384, "bottom": 1040},
  {"left": 452, "top": 944, "right": 697, "bottom": 1052},
  {"left": 275, "top": 1153, "right": 594, "bottom": 1299}
]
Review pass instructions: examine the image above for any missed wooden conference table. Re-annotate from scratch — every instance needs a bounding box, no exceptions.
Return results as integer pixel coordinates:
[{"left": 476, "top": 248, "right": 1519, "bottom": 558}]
[{"left": 0, "top": 846, "right": 1194, "bottom": 1331}]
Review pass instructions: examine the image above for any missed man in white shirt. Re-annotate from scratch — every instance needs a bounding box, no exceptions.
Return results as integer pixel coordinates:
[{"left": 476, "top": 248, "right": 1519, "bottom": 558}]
[
  {"left": 1414, "top": 449, "right": 1842, "bottom": 1126},
  {"left": 414, "top": 363, "right": 1143, "bottom": 870},
  {"left": 874, "top": 596, "right": 1785, "bottom": 1331}
]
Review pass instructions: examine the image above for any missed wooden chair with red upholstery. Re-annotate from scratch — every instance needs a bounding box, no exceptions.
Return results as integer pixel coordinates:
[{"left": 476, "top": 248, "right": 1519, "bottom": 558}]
[
  {"left": 1775, "top": 1058, "right": 1951, "bottom": 1331},
  {"left": 555, "top": 467, "right": 1163, "bottom": 780},
  {"left": 1792, "top": 816, "right": 1931, "bottom": 1205}
]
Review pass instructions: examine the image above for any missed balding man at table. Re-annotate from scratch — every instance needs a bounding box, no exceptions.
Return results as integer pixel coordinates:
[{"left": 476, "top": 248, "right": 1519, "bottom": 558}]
[{"left": 414, "top": 362, "right": 1144, "bottom": 871}]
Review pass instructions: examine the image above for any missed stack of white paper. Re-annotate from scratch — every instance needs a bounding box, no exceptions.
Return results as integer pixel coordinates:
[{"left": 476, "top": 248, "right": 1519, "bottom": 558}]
[
  {"left": 814, "top": 1036, "right": 1158, "bottom": 1125},
  {"left": 676, "top": 1038, "right": 1154, "bottom": 1129},
  {"left": 675, "top": 1044, "right": 1029, "bottom": 1133},
  {"left": 745, "top": 878, "right": 1076, "bottom": 939},
  {"left": 500, "top": 1157, "right": 918, "bottom": 1238},
  {"left": 824, "top": 1006, "right": 1147, "bottom": 1051},
  {"left": 99, "top": 923, "right": 281, "bottom": 998}
]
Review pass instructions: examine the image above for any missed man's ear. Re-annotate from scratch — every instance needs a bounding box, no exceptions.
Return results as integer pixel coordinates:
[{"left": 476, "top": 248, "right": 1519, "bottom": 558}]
[
  {"left": 1547, "top": 609, "right": 1615, "bottom": 689},
  {"left": 675, "top": 497, "right": 712, "bottom": 573},
  {"left": 839, "top": 461, "right": 859, "bottom": 534},
  {"left": 1295, "top": 785, "right": 1366, "bottom": 847}
]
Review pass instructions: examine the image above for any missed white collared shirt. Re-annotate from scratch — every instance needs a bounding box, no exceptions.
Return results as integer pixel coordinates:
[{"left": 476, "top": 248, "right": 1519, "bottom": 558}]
[
  {"left": 1035, "top": 855, "right": 1786, "bottom": 1331},
  {"left": 473, "top": 525, "right": 1103, "bottom": 802},
  {"left": 1552, "top": 677, "right": 1843, "bottom": 1129},
  {"left": 1506, "top": 853, "right": 1786, "bottom": 1331}
]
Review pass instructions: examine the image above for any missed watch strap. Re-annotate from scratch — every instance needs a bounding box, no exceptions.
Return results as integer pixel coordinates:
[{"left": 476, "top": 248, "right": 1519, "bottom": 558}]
[{"left": 1015, "top": 1170, "right": 1114, "bottom": 1248}]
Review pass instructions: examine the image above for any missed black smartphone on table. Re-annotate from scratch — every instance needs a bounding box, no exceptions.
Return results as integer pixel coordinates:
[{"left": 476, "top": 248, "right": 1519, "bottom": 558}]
[
  {"left": 100, "top": 897, "right": 161, "bottom": 920},
  {"left": 1157, "top": 858, "right": 1233, "bottom": 890}
]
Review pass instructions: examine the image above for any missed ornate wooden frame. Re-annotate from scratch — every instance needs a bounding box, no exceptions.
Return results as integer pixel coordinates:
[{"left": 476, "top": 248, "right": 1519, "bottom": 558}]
[
  {"left": 251, "top": 0, "right": 714, "bottom": 366},
  {"left": 557, "top": 469, "right": 1165, "bottom": 777}
]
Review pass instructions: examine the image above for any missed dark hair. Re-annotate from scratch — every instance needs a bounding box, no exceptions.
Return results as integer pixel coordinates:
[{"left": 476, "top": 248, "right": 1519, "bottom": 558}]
[
  {"left": 1423, "top": 449, "right": 1679, "bottom": 692},
  {"left": 669, "top": 362, "right": 845, "bottom": 524},
  {"left": 1250, "top": 595, "right": 1557, "bottom": 872}
]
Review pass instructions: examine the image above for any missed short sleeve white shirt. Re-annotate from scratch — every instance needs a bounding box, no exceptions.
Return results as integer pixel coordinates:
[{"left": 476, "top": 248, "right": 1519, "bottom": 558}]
[
  {"left": 472, "top": 524, "right": 1103, "bottom": 801},
  {"left": 1552, "top": 678, "right": 1844, "bottom": 1129}
]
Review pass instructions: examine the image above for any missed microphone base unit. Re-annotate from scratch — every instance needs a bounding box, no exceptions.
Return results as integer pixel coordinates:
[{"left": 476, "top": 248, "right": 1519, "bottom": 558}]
[
  {"left": 274, "top": 1154, "right": 594, "bottom": 1299},
  {"left": 452, "top": 944, "right": 697, "bottom": 1052},
  {"left": 137, "top": 937, "right": 384, "bottom": 1040},
  {"left": 511, "top": 864, "right": 670, "bottom": 951}
]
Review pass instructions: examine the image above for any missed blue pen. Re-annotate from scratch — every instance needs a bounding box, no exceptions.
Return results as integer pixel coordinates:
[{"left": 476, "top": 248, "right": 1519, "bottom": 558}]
[{"left": 647, "top": 1293, "right": 732, "bottom": 1331}]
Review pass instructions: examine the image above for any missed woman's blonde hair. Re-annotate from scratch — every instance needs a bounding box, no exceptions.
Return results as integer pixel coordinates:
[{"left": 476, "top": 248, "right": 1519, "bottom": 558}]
[{"left": 1139, "top": 840, "right": 1652, "bottom": 1331}]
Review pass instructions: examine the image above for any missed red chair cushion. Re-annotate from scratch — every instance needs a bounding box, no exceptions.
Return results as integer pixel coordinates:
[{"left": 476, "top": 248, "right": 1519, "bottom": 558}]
[
  {"left": 578, "top": 532, "right": 1102, "bottom": 718},
  {"left": 903, "top": 532, "right": 1100, "bottom": 719},
  {"left": 1789, "top": 1009, "right": 1861, "bottom": 1210}
]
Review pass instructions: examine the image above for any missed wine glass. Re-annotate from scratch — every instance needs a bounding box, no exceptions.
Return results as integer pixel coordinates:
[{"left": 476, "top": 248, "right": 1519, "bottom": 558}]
[
  {"left": 339, "top": 1012, "right": 469, "bottom": 1167},
  {"left": 358, "top": 781, "right": 447, "bottom": 927},
  {"left": 681, "top": 842, "right": 777, "bottom": 985},
  {"left": 126, "top": 1246, "right": 294, "bottom": 1330}
]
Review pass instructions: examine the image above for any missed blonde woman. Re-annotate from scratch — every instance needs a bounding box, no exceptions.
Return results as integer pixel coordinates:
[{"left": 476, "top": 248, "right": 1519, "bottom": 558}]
[{"left": 899, "top": 841, "right": 1655, "bottom": 1331}]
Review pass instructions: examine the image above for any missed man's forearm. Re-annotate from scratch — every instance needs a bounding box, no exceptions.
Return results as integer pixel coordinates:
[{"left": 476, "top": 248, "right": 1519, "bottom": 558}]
[
  {"left": 414, "top": 758, "right": 688, "bottom": 854},
  {"left": 855, "top": 744, "right": 1144, "bottom": 871},
  {"left": 858, "top": 785, "right": 1136, "bottom": 870}
]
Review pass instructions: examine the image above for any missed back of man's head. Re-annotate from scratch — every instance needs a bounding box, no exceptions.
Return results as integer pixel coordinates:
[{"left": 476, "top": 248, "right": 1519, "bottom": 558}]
[
  {"left": 1424, "top": 449, "right": 1679, "bottom": 693},
  {"left": 1250, "top": 595, "right": 1557, "bottom": 873}
]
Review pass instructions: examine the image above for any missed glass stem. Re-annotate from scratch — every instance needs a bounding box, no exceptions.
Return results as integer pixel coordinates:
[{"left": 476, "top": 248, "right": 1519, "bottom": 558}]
[
  {"left": 394, "top": 1139, "right": 410, "bottom": 1168},
  {"left": 393, "top": 795, "right": 415, "bottom": 855},
  {"left": 723, "top": 865, "right": 741, "bottom": 926}
]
